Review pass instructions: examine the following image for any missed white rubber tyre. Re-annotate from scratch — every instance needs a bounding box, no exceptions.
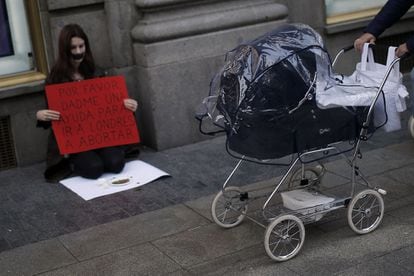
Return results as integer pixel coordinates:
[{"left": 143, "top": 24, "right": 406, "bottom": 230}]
[
  {"left": 211, "top": 186, "right": 248, "bottom": 228},
  {"left": 347, "top": 189, "right": 384, "bottom": 235},
  {"left": 408, "top": 115, "right": 414, "bottom": 139},
  {"left": 264, "top": 215, "right": 305, "bottom": 262}
]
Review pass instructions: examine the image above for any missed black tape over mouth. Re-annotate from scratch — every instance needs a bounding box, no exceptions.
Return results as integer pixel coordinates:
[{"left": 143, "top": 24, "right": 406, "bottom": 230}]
[{"left": 71, "top": 53, "right": 84, "bottom": 60}]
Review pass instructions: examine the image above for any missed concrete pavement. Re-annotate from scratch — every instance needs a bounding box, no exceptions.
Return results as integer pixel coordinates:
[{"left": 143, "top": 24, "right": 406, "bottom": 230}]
[
  {"left": 0, "top": 74, "right": 413, "bottom": 275},
  {"left": 0, "top": 135, "right": 414, "bottom": 275}
]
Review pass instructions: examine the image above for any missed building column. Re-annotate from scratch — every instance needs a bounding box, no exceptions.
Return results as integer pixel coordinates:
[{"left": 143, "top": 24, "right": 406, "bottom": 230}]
[{"left": 131, "top": 0, "right": 288, "bottom": 150}]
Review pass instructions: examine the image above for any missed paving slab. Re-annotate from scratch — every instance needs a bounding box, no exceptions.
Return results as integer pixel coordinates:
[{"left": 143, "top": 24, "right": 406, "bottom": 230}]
[
  {"left": 334, "top": 256, "right": 413, "bottom": 276},
  {"left": 279, "top": 213, "right": 413, "bottom": 275},
  {"left": 360, "top": 143, "right": 414, "bottom": 172},
  {"left": 184, "top": 194, "right": 216, "bottom": 223},
  {"left": 187, "top": 244, "right": 298, "bottom": 276},
  {"left": 364, "top": 173, "right": 414, "bottom": 201},
  {"left": 321, "top": 142, "right": 414, "bottom": 180},
  {"left": 37, "top": 243, "right": 181, "bottom": 276},
  {"left": 382, "top": 245, "right": 414, "bottom": 274},
  {"left": 317, "top": 215, "right": 414, "bottom": 268},
  {"left": 385, "top": 163, "right": 414, "bottom": 187},
  {"left": 0, "top": 239, "right": 76, "bottom": 276},
  {"left": 152, "top": 221, "right": 264, "bottom": 268},
  {"left": 386, "top": 193, "right": 414, "bottom": 213},
  {"left": 386, "top": 200, "right": 414, "bottom": 225},
  {"left": 58, "top": 204, "right": 209, "bottom": 261}
]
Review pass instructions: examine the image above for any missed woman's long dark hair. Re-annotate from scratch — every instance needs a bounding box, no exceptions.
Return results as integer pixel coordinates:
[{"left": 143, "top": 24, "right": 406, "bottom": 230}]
[{"left": 46, "top": 24, "right": 95, "bottom": 84}]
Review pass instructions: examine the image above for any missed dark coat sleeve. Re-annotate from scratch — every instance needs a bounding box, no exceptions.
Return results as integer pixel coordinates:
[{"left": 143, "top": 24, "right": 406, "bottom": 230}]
[
  {"left": 365, "top": 0, "right": 414, "bottom": 51},
  {"left": 36, "top": 120, "right": 51, "bottom": 129}
]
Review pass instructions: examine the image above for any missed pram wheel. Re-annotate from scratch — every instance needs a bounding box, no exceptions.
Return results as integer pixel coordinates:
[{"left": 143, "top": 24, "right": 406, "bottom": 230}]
[
  {"left": 264, "top": 214, "right": 305, "bottom": 262},
  {"left": 288, "top": 166, "right": 324, "bottom": 190},
  {"left": 408, "top": 115, "right": 414, "bottom": 138},
  {"left": 211, "top": 186, "right": 248, "bottom": 228},
  {"left": 347, "top": 189, "right": 384, "bottom": 235}
]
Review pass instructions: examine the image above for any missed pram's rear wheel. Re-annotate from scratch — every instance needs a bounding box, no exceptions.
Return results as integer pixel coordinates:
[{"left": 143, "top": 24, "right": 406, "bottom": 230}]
[
  {"left": 347, "top": 189, "right": 384, "bottom": 234},
  {"left": 288, "top": 166, "right": 324, "bottom": 190},
  {"left": 264, "top": 214, "right": 305, "bottom": 262},
  {"left": 211, "top": 186, "right": 248, "bottom": 228}
]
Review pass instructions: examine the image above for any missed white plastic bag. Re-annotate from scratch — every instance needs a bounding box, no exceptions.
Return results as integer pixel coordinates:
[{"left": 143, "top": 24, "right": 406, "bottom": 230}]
[
  {"left": 354, "top": 43, "right": 408, "bottom": 132},
  {"left": 316, "top": 43, "right": 408, "bottom": 132}
]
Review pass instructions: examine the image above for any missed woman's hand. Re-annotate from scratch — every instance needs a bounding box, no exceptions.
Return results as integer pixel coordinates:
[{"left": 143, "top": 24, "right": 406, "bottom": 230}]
[
  {"left": 124, "top": 99, "right": 138, "bottom": 112},
  {"left": 354, "top": 33, "right": 376, "bottom": 52},
  {"left": 396, "top": 43, "right": 409, "bottom": 57},
  {"left": 36, "top": 109, "right": 61, "bottom": 121}
]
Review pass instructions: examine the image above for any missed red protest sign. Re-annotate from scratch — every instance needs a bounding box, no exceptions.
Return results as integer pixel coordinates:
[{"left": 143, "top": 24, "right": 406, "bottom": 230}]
[{"left": 45, "top": 76, "right": 140, "bottom": 154}]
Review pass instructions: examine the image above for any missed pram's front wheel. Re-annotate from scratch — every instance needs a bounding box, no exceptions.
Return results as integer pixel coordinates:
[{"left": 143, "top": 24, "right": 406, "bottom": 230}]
[
  {"left": 347, "top": 189, "right": 384, "bottom": 234},
  {"left": 211, "top": 186, "right": 248, "bottom": 228},
  {"left": 264, "top": 214, "right": 305, "bottom": 262}
]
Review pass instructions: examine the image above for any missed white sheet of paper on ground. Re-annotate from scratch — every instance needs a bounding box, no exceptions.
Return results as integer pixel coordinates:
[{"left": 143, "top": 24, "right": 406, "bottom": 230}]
[{"left": 60, "top": 160, "right": 170, "bottom": 200}]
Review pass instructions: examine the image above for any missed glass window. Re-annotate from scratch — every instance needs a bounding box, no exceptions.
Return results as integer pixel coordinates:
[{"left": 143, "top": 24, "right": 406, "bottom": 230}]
[
  {"left": 0, "top": 0, "right": 14, "bottom": 58},
  {"left": 0, "top": 0, "right": 33, "bottom": 76},
  {"left": 325, "top": 0, "right": 387, "bottom": 24},
  {"left": 0, "top": 0, "right": 47, "bottom": 89}
]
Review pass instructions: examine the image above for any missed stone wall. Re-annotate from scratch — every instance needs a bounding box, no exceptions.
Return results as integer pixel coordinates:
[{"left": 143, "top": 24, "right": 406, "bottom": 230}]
[
  {"left": 0, "top": 0, "right": 288, "bottom": 166},
  {"left": 2, "top": 0, "right": 413, "bottom": 167},
  {"left": 130, "top": 0, "right": 288, "bottom": 149}
]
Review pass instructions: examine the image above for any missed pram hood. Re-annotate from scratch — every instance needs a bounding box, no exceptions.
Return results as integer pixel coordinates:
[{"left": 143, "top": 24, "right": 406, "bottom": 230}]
[
  {"left": 204, "top": 24, "right": 364, "bottom": 160},
  {"left": 211, "top": 23, "right": 332, "bottom": 128}
]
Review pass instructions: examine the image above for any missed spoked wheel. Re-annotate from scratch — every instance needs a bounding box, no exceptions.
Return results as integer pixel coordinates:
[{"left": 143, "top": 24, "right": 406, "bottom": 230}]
[
  {"left": 264, "top": 215, "right": 305, "bottom": 262},
  {"left": 211, "top": 186, "right": 248, "bottom": 228},
  {"left": 288, "top": 166, "right": 324, "bottom": 190},
  {"left": 347, "top": 189, "right": 384, "bottom": 234},
  {"left": 408, "top": 115, "right": 414, "bottom": 138}
]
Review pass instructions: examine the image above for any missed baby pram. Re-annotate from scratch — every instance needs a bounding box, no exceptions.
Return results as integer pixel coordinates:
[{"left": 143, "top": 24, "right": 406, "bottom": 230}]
[{"left": 196, "top": 23, "right": 408, "bottom": 261}]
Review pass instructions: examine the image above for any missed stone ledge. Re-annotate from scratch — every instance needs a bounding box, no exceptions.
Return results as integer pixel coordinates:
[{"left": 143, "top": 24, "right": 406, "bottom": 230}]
[
  {"left": 133, "top": 20, "right": 288, "bottom": 67},
  {"left": 47, "top": 0, "right": 103, "bottom": 11},
  {"left": 0, "top": 81, "right": 44, "bottom": 100},
  {"left": 135, "top": 0, "right": 194, "bottom": 9},
  {"left": 132, "top": 0, "right": 288, "bottom": 43}
]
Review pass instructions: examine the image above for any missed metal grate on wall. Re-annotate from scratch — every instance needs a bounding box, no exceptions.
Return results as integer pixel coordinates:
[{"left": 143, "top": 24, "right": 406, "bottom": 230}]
[
  {"left": 0, "top": 116, "right": 17, "bottom": 170},
  {"left": 374, "top": 32, "right": 414, "bottom": 73}
]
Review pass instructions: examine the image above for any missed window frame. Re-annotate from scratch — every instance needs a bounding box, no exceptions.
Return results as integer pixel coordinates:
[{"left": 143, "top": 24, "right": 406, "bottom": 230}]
[
  {"left": 0, "top": 0, "right": 47, "bottom": 89},
  {"left": 326, "top": 7, "right": 383, "bottom": 25}
]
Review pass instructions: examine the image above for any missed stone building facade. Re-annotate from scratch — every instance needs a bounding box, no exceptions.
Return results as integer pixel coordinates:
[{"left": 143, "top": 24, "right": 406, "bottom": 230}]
[{"left": 0, "top": 0, "right": 413, "bottom": 169}]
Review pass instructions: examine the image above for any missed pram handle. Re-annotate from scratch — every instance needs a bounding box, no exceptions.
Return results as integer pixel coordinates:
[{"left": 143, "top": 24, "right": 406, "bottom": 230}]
[
  {"left": 342, "top": 45, "right": 354, "bottom": 52},
  {"left": 333, "top": 44, "right": 411, "bottom": 67},
  {"left": 333, "top": 44, "right": 381, "bottom": 65},
  {"left": 332, "top": 46, "right": 354, "bottom": 66}
]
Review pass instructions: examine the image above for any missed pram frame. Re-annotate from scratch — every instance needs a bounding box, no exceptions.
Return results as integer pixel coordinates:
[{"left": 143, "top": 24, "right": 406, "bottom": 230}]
[{"left": 210, "top": 46, "right": 405, "bottom": 262}]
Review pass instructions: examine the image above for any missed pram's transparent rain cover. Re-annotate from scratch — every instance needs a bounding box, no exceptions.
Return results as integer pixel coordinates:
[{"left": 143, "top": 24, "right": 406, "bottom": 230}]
[{"left": 205, "top": 24, "right": 366, "bottom": 160}]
